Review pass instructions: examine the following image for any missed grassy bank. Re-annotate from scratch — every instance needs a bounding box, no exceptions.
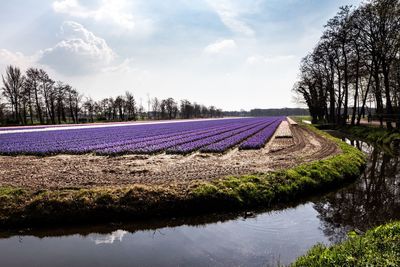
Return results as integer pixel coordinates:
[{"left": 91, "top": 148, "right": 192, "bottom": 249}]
[
  {"left": 293, "top": 221, "right": 400, "bottom": 266},
  {"left": 0, "top": 124, "right": 366, "bottom": 228},
  {"left": 192, "top": 125, "right": 365, "bottom": 207},
  {"left": 332, "top": 125, "right": 400, "bottom": 145}
]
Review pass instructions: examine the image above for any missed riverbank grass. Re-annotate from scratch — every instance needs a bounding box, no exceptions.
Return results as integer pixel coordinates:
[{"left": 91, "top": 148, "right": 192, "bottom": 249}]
[
  {"left": 340, "top": 125, "right": 400, "bottom": 145},
  {"left": 293, "top": 221, "right": 400, "bottom": 267}
]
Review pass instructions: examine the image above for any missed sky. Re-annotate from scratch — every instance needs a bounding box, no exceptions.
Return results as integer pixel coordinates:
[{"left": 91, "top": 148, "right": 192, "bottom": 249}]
[{"left": 0, "top": 0, "right": 362, "bottom": 111}]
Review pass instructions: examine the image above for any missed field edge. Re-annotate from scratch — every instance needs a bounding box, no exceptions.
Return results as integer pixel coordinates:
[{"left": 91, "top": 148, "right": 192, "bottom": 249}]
[{"left": 0, "top": 123, "right": 366, "bottom": 229}]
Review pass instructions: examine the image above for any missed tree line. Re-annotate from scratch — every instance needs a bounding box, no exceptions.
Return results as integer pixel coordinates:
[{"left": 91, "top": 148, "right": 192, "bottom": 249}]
[
  {"left": 223, "top": 108, "right": 309, "bottom": 117},
  {"left": 0, "top": 65, "right": 222, "bottom": 125},
  {"left": 293, "top": 0, "right": 400, "bottom": 129}
]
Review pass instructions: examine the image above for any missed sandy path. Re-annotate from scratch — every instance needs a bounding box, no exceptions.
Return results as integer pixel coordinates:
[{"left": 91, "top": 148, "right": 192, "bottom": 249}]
[{"left": 0, "top": 125, "right": 340, "bottom": 190}]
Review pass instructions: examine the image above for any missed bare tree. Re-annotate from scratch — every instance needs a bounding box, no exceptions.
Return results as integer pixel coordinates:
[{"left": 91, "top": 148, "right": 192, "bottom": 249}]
[
  {"left": 1, "top": 65, "right": 24, "bottom": 124},
  {"left": 25, "top": 68, "right": 44, "bottom": 124},
  {"left": 164, "top": 97, "right": 177, "bottom": 119},
  {"left": 83, "top": 97, "right": 95, "bottom": 122},
  {"left": 125, "top": 91, "right": 136, "bottom": 120},
  {"left": 37, "top": 69, "right": 56, "bottom": 124},
  {"left": 294, "top": 0, "right": 400, "bottom": 128},
  {"left": 1, "top": 66, "right": 223, "bottom": 125},
  {"left": 151, "top": 97, "right": 160, "bottom": 120},
  {"left": 54, "top": 82, "right": 68, "bottom": 123}
]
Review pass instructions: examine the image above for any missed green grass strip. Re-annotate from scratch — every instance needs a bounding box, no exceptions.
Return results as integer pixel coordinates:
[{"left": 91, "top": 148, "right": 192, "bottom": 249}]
[{"left": 292, "top": 221, "right": 400, "bottom": 267}]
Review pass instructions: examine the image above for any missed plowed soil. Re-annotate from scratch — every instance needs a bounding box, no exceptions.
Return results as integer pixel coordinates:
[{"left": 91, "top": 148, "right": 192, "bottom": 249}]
[{"left": 0, "top": 125, "right": 340, "bottom": 190}]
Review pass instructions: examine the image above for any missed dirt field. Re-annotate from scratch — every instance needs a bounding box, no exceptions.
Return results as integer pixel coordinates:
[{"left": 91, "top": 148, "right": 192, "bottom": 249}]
[{"left": 0, "top": 125, "right": 340, "bottom": 190}]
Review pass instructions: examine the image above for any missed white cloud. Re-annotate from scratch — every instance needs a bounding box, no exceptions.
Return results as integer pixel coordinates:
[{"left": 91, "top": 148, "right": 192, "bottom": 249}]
[
  {"left": 101, "top": 58, "right": 136, "bottom": 73},
  {"left": 101, "top": 58, "right": 150, "bottom": 82},
  {"left": 53, "top": 0, "right": 80, "bottom": 13},
  {"left": 53, "top": 0, "right": 141, "bottom": 31},
  {"left": 206, "top": 0, "right": 258, "bottom": 36},
  {"left": 39, "top": 21, "right": 116, "bottom": 75},
  {"left": 1, "top": 21, "right": 137, "bottom": 77},
  {"left": 204, "top": 39, "right": 237, "bottom": 54}
]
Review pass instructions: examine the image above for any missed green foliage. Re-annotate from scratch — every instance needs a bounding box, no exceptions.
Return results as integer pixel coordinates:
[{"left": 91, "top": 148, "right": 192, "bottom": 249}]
[
  {"left": 292, "top": 221, "right": 400, "bottom": 267},
  {"left": 0, "top": 187, "right": 26, "bottom": 197},
  {"left": 291, "top": 116, "right": 312, "bottom": 122},
  {"left": 341, "top": 125, "right": 400, "bottom": 145}
]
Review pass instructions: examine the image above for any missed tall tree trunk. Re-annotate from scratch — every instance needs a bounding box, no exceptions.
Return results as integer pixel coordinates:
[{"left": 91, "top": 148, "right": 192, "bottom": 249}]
[
  {"left": 61, "top": 103, "right": 66, "bottom": 123},
  {"left": 336, "top": 63, "right": 342, "bottom": 123},
  {"left": 351, "top": 48, "right": 361, "bottom": 125},
  {"left": 382, "top": 62, "right": 393, "bottom": 129},
  {"left": 343, "top": 46, "right": 349, "bottom": 126},
  {"left": 351, "top": 76, "right": 359, "bottom": 125},
  {"left": 69, "top": 97, "right": 75, "bottom": 123},
  {"left": 22, "top": 101, "right": 27, "bottom": 125},
  {"left": 373, "top": 61, "right": 383, "bottom": 127},
  {"left": 34, "top": 85, "right": 43, "bottom": 124},
  {"left": 29, "top": 101, "right": 34, "bottom": 125},
  {"left": 329, "top": 60, "right": 336, "bottom": 123},
  {"left": 357, "top": 73, "right": 372, "bottom": 125}
]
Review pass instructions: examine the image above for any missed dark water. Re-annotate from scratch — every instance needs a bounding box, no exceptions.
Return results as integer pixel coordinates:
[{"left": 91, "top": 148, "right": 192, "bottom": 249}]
[{"left": 0, "top": 135, "right": 399, "bottom": 267}]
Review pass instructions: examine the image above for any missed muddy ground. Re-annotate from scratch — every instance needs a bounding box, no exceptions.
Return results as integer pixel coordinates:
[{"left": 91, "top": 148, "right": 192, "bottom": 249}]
[{"left": 0, "top": 125, "right": 340, "bottom": 190}]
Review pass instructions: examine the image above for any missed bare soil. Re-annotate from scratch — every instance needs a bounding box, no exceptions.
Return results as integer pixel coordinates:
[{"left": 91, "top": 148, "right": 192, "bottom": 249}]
[{"left": 0, "top": 125, "right": 340, "bottom": 190}]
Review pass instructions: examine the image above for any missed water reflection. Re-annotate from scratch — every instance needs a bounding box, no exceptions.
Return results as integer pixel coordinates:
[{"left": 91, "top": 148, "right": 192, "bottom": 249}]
[
  {"left": 91, "top": 230, "right": 128, "bottom": 245},
  {"left": 314, "top": 135, "right": 400, "bottom": 243},
  {"left": 0, "top": 204, "right": 328, "bottom": 267}
]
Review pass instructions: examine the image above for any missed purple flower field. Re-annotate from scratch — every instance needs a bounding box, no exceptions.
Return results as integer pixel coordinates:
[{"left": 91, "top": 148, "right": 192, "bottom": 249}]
[{"left": 0, "top": 117, "right": 285, "bottom": 155}]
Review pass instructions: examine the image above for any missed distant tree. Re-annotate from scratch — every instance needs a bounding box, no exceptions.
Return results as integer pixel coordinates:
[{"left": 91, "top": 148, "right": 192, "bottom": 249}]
[
  {"left": 160, "top": 99, "right": 167, "bottom": 119},
  {"left": 163, "top": 97, "right": 177, "bottom": 119},
  {"left": 151, "top": 97, "right": 160, "bottom": 120},
  {"left": 83, "top": 97, "right": 95, "bottom": 122},
  {"left": 201, "top": 105, "right": 209, "bottom": 118},
  {"left": 1, "top": 65, "right": 223, "bottom": 125},
  {"left": 108, "top": 97, "right": 117, "bottom": 120},
  {"left": 37, "top": 69, "right": 56, "bottom": 124},
  {"left": 25, "top": 68, "right": 44, "bottom": 124},
  {"left": 137, "top": 102, "right": 145, "bottom": 120},
  {"left": 54, "top": 82, "right": 68, "bottom": 123},
  {"left": 124, "top": 91, "right": 136, "bottom": 120},
  {"left": 104, "top": 99, "right": 112, "bottom": 120},
  {"left": 193, "top": 103, "right": 201, "bottom": 118},
  {"left": 0, "top": 101, "right": 5, "bottom": 125},
  {"left": 66, "top": 86, "right": 80, "bottom": 123},
  {"left": 114, "top": 96, "right": 125, "bottom": 121},
  {"left": 180, "top": 99, "right": 194, "bottom": 119},
  {"left": 1, "top": 65, "right": 24, "bottom": 124}
]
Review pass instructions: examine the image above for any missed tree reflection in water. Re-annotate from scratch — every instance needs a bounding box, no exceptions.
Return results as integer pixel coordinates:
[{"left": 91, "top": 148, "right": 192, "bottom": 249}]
[{"left": 313, "top": 138, "right": 400, "bottom": 243}]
